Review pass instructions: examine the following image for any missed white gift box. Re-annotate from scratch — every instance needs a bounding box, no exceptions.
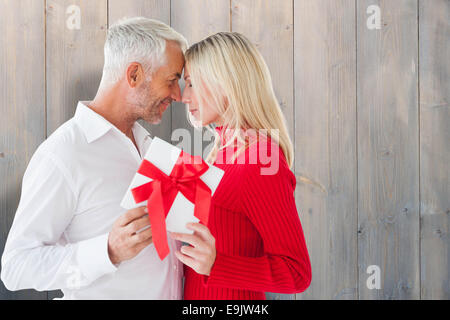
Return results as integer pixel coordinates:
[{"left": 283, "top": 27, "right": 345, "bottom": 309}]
[{"left": 120, "top": 136, "right": 224, "bottom": 234}]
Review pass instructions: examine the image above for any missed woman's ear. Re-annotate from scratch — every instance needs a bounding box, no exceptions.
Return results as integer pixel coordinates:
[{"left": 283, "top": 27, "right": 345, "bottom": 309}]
[{"left": 126, "top": 62, "right": 143, "bottom": 88}]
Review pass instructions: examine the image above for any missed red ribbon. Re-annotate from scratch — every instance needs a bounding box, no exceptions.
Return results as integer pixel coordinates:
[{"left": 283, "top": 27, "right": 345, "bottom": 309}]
[{"left": 130, "top": 151, "right": 212, "bottom": 260}]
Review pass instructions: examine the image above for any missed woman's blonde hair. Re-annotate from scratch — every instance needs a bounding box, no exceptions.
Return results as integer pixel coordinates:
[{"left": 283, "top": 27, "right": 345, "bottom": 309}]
[{"left": 184, "top": 32, "right": 294, "bottom": 168}]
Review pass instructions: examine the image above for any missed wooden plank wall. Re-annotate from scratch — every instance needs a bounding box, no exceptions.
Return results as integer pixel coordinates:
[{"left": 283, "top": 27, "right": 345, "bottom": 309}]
[
  {"left": 0, "top": 0, "right": 47, "bottom": 300},
  {"left": 418, "top": 0, "right": 449, "bottom": 300},
  {"left": 0, "top": 0, "right": 448, "bottom": 300},
  {"left": 294, "top": 0, "right": 358, "bottom": 300},
  {"left": 357, "top": 0, "right": 420, "bottom": 299}
]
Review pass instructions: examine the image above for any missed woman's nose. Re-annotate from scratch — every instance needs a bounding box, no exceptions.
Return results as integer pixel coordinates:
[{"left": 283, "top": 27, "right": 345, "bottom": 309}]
[{"left": 181, "top": 88, "right": 191, "bottom": 104}]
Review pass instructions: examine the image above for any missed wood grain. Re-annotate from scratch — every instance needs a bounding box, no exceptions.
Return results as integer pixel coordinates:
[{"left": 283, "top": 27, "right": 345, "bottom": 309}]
[
  {"left": 419, "top": 0, "right": 450, "bottom": 300},
  {"left": 46, "top": 0, "right": 107, "bottom": 136},
  {"left": 294, "top": 0, "right": 358, "bottom": 300},
  {"left": 0, "top": 0, "right": 447, "bottom": 301},
  {"left": 357, "top": 0, "right": 420, "bottom": 299},
  {"left": 0, "top": 0, "right": 47, "bottom": 300},
  {"left": 232, "top": 0, "right": 294, "bottom": 138}
]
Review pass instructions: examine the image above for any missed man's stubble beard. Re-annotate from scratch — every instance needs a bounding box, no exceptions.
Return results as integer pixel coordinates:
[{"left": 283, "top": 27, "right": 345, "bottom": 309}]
[{"left": 132, "top": 81, "right": 164, "bottom": 124}]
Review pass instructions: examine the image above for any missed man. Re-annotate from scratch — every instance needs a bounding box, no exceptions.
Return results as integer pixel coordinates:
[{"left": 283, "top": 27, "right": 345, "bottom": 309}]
[{"left": 1, "top": 17, "right": 211, "bottom": 299}]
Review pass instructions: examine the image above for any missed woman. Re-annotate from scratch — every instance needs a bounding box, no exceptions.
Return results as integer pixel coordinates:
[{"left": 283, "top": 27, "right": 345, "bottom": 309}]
[{"left": 170, "top": 32, "right": 311, "bottom": 300}]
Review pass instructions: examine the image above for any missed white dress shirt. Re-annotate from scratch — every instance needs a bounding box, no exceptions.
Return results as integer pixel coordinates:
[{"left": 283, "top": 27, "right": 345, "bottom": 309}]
[{"left": 1, "top": 101, "right": 183, "bottom": 299}]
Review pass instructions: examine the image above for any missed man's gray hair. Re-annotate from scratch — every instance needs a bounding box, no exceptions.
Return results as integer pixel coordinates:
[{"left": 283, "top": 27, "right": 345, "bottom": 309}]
[{"left": 100, "top": 17, "right": 188, "bottom": 86}]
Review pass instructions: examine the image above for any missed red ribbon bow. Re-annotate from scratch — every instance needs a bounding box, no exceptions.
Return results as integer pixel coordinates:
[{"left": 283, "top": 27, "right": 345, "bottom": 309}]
[{"left": 130, "top": 151, "right": 212, "bottom": 260}]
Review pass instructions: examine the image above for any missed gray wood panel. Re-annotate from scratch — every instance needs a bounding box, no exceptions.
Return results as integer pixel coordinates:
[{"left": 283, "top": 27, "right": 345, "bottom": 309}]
[
  {"left": 357, "top": 0, "right": 420, "bottom": 299},
  {"left": 0, "top": 0, "right": 47, "bottom": 300},
  {"left": 108, "top": 0, "right": 172, "bottom": 142},
  {"left": 46, "top": 0, "right": 107, "bottom": 135},
  {"left": 231, "top": 0, "right": 295, "bottom": 300},
  {"left": 46, "top": 0, "right": 108, "bottom": 299},
  {"left": 419, "top": 0, "right": 450, "bottom": 300},
  {"left": 232, "top": 0, "right": 294, "bottom": 139},
  {"left": 1, "top": 0, "right": 448, "bottom": 301},
  {"left": 170, "top": 0, "right": 230, "bottom": 156},
  {"left": 294, "top": 0, "right": 358, "bottom": 300}
]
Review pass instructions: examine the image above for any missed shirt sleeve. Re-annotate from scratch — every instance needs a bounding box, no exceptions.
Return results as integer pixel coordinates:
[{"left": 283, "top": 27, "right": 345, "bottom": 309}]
[
  {"left": 1, "top": 150, "right": 117, "bottom": 292},
  {"left": 204, "top": 154, "right": 312, "bottom": 294}
]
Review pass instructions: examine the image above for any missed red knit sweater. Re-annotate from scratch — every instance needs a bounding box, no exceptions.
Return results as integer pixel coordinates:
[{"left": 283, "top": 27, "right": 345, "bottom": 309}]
[{"left": 183, "top": 127, "right": 312, "bottom": 300}]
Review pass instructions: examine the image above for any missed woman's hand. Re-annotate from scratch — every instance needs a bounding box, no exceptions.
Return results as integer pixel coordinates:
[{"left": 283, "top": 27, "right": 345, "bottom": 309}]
[{"left": 169, "top": 223, "right": 216, "bottom": 276}]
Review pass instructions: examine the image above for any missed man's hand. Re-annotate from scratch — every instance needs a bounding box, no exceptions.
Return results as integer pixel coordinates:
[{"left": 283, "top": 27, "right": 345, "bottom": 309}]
[
  {"left": 107, "top": 207, "right": 153, "bottom": 265},
  {"left": 169, "top": 223, "right": 216, "bottom": 276}
]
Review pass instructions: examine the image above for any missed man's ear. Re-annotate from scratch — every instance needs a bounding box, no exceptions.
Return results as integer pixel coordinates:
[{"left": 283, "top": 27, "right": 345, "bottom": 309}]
[{"left": 126, "top": 62, "right": 143, "bottom": 88}]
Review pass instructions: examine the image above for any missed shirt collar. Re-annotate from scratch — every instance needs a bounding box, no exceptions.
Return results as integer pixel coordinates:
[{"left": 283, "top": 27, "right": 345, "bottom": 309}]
[
  {"left": 132, "top": 121, "right": 152, "bottom": 153},
  {"left": 74, "top": 101, "right": 114, "bottom": 143},
  {"left": 74, "top": 101, "right": 152, "bottom": 148}
]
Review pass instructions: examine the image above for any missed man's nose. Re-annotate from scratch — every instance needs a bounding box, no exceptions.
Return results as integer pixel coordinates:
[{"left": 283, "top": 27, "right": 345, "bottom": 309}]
[{"left": 171, "top": 83, "right": 182, "bottom": 102}]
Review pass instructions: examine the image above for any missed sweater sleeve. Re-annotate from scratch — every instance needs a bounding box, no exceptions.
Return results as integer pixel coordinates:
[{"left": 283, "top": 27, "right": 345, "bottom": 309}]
[{"left": 204, "top": 152, "right": 312, "bottom": 294}]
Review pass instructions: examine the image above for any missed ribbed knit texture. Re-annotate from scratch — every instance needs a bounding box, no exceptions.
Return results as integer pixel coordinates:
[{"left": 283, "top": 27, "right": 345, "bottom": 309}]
[{"left": 183, "top": 127, "right": 312, "bottom": 300}]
